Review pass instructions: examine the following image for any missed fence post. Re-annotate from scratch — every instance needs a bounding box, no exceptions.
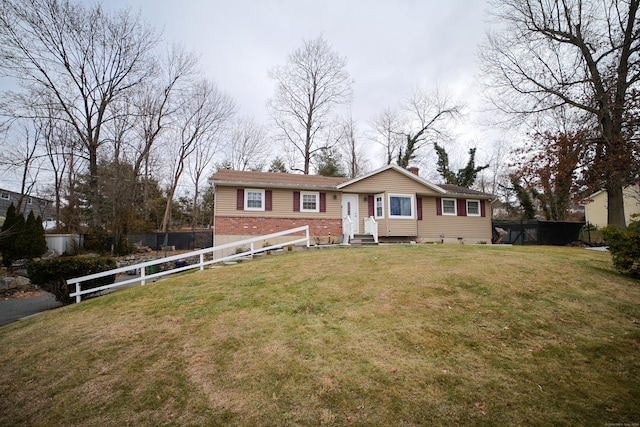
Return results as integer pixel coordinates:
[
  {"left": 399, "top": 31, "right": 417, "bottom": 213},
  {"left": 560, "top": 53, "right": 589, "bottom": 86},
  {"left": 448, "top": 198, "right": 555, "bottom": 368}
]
[
  {"left": 250, "top": 242, "right": 254, "bottom": 259},
  {"left": 75, "top": 282, "right": 81, "bottom": 303},
  {"left": 305, "top": 226, "right": 310, "bottom": 247},
  {"left": 200, "top": 253, "right": 204, "bottom": 271},
  {"left": 141, "top": 266, "right": 146, "bottom": 286}
]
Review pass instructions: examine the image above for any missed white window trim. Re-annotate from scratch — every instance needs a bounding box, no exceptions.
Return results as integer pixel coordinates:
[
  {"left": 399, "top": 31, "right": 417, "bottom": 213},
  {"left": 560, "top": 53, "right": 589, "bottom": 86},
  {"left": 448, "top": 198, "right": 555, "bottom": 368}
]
[
  {"left": 466, "top": 199, "right": 481, "bottom": 216},
  {"left": 374, "top": 193, "right": 385, "bottom": 219},
  {"left": 0, "top": 192, "right": 9, "bottom": 200},
  {"left": 244, "top": 189, "right": 265, "bottom": 211},
  {"left": 388, "top": 193, "right": 415, "bottom": 219},
  {"left": 300, "top": 191, "right": 319, "bottom": 213},
  {"left": 442, "top": 198, "right": 457, "bottom": 216}
]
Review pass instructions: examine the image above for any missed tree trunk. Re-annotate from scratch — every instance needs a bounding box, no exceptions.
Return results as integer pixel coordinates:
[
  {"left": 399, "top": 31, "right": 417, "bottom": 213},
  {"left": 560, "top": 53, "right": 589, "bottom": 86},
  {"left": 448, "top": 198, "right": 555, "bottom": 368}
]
[
  {"left": 606, "top": 180, "right": 627, "bottom": 228},
  {"left": 88, "top": 142, "right": 101, "bottom": 228}
]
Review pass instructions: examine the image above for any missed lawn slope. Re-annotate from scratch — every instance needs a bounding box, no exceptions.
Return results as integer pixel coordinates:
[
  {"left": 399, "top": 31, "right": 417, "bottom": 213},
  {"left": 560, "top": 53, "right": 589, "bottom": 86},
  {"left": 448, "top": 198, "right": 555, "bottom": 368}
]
[{"left": 1, "top": 245, "right": 639, "bottom": 426}]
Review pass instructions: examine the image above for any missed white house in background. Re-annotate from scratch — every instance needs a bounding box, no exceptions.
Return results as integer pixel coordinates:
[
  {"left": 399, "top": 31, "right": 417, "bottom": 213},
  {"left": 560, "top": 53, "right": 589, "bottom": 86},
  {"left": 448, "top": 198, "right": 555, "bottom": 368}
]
[{"left": 582, "top": 185, "right": 640, "bottom": 228}]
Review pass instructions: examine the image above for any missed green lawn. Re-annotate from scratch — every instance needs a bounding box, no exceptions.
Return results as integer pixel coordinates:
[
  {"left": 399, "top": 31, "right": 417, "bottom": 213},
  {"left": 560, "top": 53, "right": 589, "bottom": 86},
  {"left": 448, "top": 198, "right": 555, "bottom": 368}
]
[{"left": 1, "top": 245, "right": 638, "bottom": 426}]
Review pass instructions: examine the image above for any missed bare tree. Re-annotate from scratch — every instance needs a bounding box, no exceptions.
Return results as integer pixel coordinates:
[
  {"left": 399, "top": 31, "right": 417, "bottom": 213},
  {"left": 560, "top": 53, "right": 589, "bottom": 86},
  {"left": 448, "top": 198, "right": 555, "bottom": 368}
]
[
  {"left": 397, "top": 87, "right": 462, "bottom": 169},
  {"left": 339, "top": 114, "right": 369, "bottom": 178},
  {"left": 42, "top": 113, "right": 75, "bottom": 231},
  {"left": 131, "top": 45, "right": 199, "bottom": 221},
  {"left": 268, "top": 36, "right": 353, "bottom": 174},
  {"left": 0, "top": 0, "right": 159, "bottom": 227},
  {"left": 222, "top": 117, "right": 270, "bottom": 171},
  {"left": 160, "top": 79, "right": 235, "bottom": 232},
  {"left": 369, "top": 108, "right": 405, "bottom": 166},
  {"left": 480, "top": 0, "right": 640, "bottom": 228},
  {"left": 0, "top": 117, "right": 45, "bottom": 211}
]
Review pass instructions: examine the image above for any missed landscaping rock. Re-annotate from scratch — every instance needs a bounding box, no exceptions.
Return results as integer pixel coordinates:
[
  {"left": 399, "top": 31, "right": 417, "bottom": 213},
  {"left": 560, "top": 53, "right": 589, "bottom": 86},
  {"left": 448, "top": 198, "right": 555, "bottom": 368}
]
[
  {"left": 41, "top": 249, "right": 60, "bottom": 260},
  {"left": 11, "top": 276, "right": 30, "bottom": 288},
  {"left": 2, "top": 276, "right": 31, "bottom": 289}
]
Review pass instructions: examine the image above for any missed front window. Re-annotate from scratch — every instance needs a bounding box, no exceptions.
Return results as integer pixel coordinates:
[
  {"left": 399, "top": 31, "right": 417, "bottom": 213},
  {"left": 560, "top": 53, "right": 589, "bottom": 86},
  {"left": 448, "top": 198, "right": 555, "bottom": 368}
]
[
  {"left": 442, "top": 198, "right": 456, "bottom": 215},
  {"left": 0, "top": 192, "right": 9, "bottom": 200},
  {"left": 467, "top": 200, "right": 480, "bottom": 216},
  {"left": 301, "top": 191, "right": 319, "bottom": 213},
  {"left": 375, "top": 194, "right": 384, "bottom": 219},
  {"left": 245, "top": 189, "right": 264, "bottom": 211},
  {"left": 388, "top": 194, "right": 414, "bottom": 218}
]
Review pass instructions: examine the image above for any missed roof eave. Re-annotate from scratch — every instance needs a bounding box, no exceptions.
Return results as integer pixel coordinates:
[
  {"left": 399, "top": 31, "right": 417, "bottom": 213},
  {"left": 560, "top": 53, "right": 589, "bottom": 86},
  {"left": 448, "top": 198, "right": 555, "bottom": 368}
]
[{"left": 211, "top": 180, "right": 341, "bottom": 191}]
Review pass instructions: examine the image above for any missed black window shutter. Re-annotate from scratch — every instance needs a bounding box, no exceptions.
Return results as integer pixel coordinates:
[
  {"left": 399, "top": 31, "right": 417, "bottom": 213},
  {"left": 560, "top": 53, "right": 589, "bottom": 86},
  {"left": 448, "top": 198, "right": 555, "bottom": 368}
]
[
  {"left": 436, "top": 197, "right": 442, "bottom": 216},
  {"left": 320, "top": 192, "right": 326, "bottom": 212},
  {"left": 480, "top": 200, "right": 486, "bottom": 217},
  {"left": 417, "top": 197, "right": 423, "bottom": 221},
  {"left": 236, "top": 189, "right": 244, "bottom": 210},
  {"left": 368, "top": 194, "right": 374, "bottom": 216},
  {"left": 293, "top": 191, "right": 300, "bottom": 212},
  {"left": 265, "top": 190, "right": 272, "bottom": 211}
]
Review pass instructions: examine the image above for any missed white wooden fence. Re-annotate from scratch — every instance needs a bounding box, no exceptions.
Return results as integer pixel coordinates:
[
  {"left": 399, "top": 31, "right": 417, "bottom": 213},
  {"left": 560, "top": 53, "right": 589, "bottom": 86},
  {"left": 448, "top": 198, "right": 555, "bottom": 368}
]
[{"left": 68, "top": 225, "right": 310, "bottom": 303}]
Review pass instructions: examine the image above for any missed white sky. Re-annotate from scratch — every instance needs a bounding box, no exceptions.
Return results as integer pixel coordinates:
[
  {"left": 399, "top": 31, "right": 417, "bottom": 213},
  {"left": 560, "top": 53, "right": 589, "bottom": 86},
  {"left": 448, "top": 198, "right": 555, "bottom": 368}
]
[
  {"left": 1, "top": 0, "right": 503, "bottom": 192},
  {"left": 107, "top": 0, "right": 495, "bottom": 145}
]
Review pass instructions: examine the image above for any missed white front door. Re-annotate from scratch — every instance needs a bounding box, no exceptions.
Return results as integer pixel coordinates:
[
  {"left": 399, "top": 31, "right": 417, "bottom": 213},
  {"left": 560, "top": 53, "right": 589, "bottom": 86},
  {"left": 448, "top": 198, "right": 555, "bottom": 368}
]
[{"left": 342, "top": 194, "right": 359, "bottom": 239}]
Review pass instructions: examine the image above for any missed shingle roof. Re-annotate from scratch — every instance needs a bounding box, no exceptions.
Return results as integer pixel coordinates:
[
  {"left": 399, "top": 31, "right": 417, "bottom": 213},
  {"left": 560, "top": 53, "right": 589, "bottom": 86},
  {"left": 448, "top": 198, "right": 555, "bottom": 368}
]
[
  {"left": 210, "top": 169, "right": 349, "bottom": 189},
  {"left": 438, "top": 184, "right": 493, "bottom": 197}
]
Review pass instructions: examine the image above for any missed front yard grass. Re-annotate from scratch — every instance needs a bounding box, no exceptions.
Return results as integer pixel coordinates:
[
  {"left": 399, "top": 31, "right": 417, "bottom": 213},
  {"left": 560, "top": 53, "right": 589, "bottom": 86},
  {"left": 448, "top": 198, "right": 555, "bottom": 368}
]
[{"left": 0, "top": 244, "right": 638, "bottom": 426}]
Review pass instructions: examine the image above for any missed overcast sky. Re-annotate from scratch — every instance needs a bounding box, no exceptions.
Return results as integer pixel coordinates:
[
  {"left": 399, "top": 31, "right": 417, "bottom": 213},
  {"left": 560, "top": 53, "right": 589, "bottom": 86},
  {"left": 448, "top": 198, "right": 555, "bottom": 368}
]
[
  {"left": 0, "top": 0, "right": 499, "bottom": 191},
  {"left": 106, "top": 0, "right": 494, "bottom": 147}
]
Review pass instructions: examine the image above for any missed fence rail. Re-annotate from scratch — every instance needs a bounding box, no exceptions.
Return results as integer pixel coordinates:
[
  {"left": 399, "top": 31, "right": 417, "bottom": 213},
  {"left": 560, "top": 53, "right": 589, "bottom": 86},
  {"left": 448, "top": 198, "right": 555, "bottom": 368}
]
[{"left": 68, "top": 225, "right": 310, "bottom": 303}]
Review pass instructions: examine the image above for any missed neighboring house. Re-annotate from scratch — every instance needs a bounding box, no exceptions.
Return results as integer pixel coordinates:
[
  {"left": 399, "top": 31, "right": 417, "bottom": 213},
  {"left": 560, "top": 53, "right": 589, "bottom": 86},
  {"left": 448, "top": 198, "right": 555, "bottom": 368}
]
[
  {"left": 210, "top": 165, "right": 495, "bottom": 246},
  {"left": 582, "top": 185, "right": 640, "bottom": 228},
  {"left": 0, "top": 188, "right": 55, "bottom": 222}
]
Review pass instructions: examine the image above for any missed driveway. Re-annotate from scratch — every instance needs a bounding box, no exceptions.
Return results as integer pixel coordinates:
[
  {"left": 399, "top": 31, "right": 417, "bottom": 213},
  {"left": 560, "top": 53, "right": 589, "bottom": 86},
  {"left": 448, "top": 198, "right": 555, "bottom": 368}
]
[{"left": 0, "top": 293, "right": 63, "bottom": 327}]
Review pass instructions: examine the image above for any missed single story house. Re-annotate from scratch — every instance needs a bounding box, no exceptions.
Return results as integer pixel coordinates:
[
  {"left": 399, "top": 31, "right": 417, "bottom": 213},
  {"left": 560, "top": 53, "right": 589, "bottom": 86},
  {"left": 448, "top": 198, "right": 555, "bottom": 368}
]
[
  {"left": 210, "top": 165, "right": 495, "bottom": 246},
  {"left": 582, "top": 185, "right": 640, "bottom": 228}
]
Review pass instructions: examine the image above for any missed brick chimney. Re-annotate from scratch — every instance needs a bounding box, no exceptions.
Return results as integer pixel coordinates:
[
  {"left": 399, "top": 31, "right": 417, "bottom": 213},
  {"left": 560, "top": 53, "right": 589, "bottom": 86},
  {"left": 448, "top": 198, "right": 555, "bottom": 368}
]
[{"left": 407, "top": 166, "right": 419, "bottom": 176}]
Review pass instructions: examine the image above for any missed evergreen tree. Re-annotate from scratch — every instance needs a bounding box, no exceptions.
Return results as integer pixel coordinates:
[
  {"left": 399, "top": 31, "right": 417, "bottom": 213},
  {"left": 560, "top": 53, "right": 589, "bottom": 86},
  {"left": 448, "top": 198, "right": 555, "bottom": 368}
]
[
  {"left": 0, "top": 204, "right": 25, "bottom": 267},
  {"left": 15, "top": 211, "right": 47, "bottom": 259},
  {"left": 268, "top": 157, "right": 288, "bottom": 173},
  {"left": 315, "top": 149, "right": 346, "bottom": 177}
]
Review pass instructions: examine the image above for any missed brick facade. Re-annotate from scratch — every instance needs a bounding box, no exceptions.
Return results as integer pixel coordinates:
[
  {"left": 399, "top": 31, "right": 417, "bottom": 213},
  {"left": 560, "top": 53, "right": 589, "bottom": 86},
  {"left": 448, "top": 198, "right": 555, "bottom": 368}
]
[{"left": 215, "top": 216, "right": 343, "bottom": 238}]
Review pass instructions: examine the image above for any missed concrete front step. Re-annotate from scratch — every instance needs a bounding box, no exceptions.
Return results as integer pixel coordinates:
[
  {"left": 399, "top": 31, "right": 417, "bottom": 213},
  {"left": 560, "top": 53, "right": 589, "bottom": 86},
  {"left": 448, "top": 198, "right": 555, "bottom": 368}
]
[{"left": 350, "top": 234, "right": 378, "bottom": 246}]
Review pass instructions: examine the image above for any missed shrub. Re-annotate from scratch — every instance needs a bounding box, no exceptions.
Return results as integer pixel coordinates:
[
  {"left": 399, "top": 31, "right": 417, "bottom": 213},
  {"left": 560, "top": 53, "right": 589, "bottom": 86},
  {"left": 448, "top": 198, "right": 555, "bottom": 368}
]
[
  {"left": 15, "top": 211, "right": 47, "bottom": 260},
  {"left": 83, "top": 226, "right": 109, "bottom": 253},
  {"left": 28, "top": 256, "right": 117, "bottom": 304},
  {"left": 601, "top": 219, "right": 640, "bottom": 279}
]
